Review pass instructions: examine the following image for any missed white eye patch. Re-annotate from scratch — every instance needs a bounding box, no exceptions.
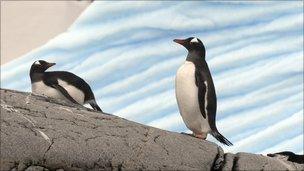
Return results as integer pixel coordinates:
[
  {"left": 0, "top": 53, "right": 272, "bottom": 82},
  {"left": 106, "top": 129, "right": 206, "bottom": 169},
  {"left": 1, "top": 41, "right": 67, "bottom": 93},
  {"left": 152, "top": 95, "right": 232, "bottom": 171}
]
[
  {"left": 190, "top": 38, "right": 199, "bottom": 43},
  {"left": 34, "top": 61, "right": 41, "bottom": 65}
]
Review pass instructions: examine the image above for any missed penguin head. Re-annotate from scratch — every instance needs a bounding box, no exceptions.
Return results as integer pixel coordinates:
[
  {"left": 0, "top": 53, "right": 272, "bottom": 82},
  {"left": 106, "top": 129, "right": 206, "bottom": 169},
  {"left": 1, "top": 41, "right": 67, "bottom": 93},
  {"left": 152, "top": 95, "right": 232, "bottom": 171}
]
[
  {"left": 30, "top": 60, "right": 56, "bottom": 73},
  {"left": 174, "top": 37, "right": 206, "bottom": 59}
]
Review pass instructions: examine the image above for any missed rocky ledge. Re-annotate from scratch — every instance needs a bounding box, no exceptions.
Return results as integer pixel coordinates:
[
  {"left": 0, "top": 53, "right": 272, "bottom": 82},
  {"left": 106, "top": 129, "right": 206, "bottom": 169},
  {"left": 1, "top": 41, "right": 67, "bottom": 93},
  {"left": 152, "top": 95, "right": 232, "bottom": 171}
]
[{"left": 0, "top": 89, "right": 303, "bottom": 171}]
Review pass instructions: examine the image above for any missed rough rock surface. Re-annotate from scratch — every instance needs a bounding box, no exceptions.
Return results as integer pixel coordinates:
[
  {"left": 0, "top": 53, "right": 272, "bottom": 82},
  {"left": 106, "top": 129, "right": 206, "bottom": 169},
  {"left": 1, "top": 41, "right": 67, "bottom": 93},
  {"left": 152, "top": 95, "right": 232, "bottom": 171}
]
[{"left": 1, "top": 89, "right": 303, "bottom": 171}]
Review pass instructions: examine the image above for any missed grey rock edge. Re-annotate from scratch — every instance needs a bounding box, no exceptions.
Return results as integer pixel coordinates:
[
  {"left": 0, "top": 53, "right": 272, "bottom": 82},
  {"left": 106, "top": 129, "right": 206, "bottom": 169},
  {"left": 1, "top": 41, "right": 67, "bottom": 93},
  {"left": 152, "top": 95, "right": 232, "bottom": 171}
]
[{"left": 0, "top": 89, "right": 303, "bottom": 171}]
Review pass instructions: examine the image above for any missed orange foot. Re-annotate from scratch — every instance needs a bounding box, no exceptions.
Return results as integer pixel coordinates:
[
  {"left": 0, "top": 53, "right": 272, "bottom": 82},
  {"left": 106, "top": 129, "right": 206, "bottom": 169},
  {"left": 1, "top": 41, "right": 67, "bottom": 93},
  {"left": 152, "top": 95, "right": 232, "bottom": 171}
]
[{"left": 194, "top": 133, "right": 207, "bottom": 140}]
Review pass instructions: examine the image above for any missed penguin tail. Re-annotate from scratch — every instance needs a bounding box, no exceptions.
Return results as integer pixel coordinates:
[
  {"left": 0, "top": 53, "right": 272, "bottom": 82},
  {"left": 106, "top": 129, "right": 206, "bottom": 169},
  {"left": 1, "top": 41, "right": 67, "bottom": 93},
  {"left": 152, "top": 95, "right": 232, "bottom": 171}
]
[
  {"left": 211, "top": 130, "right": 233, "bottom": 146},
  {"left": 88, "top": 100, "right": 103, "bottom": 112}
]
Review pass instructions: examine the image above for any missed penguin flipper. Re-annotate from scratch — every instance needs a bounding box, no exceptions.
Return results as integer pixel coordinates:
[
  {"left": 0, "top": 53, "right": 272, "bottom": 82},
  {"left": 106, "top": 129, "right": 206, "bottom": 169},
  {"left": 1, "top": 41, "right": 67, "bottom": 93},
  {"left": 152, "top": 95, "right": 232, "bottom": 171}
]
[
  {"left": 195, "top": 69, "right": 207, "bottom": 118},
  {"left": 51, "top": 84, "right": 79, "bottom": 104}
]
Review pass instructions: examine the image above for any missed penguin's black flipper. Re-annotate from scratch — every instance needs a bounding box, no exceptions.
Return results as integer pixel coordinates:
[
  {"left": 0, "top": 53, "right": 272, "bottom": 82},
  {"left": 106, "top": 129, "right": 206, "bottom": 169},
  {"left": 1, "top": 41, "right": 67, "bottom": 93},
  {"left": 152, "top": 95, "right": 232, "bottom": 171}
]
[
  {"left": 51, "top": 84, "right": 79, "bottom": 104},
  {"left": 43, "top": 75, "right": 79, "bottom": 104},
  {"left": 195, "top": 65, "right": 233, "bottom": 146},
  {"left": 195, "top": 68, "right": 206, "bottom": 118}
]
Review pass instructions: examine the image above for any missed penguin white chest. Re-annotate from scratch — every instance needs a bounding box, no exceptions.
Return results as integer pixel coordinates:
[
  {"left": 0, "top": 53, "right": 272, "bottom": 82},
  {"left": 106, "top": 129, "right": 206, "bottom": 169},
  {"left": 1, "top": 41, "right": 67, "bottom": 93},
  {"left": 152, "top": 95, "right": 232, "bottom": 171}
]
[
  {"left": 175, "top": 61, "right": 210, "bottom": 134},
  {"left": 31, "top": 79, "right": 85, "bottom": 104}
]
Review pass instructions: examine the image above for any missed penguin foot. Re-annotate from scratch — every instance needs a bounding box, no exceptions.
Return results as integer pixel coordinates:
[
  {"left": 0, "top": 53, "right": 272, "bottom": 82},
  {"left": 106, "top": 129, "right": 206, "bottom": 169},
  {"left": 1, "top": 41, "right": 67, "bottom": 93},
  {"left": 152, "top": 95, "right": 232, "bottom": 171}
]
[{"left": 194, "top": 133, "right": 207, "bottom": 140}]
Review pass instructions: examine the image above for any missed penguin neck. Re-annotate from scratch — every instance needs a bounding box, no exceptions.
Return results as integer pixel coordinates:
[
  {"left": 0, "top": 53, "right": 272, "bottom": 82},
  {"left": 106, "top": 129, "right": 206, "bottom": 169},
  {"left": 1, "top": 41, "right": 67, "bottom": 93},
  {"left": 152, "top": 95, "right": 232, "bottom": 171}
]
[
  {"left": 186, "top": 51, "right": 206, "bottom": 66},
  {"left": 30, "top": 67, "right": 45, "bottom": 83}
]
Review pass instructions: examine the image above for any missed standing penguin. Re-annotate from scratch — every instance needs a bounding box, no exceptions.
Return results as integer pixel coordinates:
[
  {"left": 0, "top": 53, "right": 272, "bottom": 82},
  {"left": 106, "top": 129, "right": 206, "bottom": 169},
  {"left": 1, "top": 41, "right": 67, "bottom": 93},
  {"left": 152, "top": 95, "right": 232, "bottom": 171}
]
[
  {"left": 30, "top": 60, "right": 102, "bottom": 112},
  {"left": 174, "top": 37, "right": 232, "bottom": 146}
]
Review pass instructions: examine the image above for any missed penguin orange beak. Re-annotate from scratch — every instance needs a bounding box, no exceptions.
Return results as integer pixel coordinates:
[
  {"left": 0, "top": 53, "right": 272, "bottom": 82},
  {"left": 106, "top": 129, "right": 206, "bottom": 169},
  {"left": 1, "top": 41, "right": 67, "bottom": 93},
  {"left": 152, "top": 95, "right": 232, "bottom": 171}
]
[{"left": 173, "top": 39, "right": 187, "bottom": 46}]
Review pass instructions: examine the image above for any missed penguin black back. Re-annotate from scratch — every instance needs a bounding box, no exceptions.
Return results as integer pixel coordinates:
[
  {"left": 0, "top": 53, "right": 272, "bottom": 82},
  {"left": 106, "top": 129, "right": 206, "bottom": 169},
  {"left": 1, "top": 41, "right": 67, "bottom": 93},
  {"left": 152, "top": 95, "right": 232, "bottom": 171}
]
[{"left": 43, "top": 71, "right": 96, "bottom": 102}]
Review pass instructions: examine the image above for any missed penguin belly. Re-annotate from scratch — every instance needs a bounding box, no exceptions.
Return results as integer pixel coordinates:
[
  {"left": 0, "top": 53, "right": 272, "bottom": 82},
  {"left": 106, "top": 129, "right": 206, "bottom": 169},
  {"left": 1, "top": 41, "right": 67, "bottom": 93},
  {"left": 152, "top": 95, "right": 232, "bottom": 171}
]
[
  {"left": 31, "top": 79, "right": 85, "bottom": 104},
  {"left": 175, "top": 61, "right": 210, "bottom": 134}
]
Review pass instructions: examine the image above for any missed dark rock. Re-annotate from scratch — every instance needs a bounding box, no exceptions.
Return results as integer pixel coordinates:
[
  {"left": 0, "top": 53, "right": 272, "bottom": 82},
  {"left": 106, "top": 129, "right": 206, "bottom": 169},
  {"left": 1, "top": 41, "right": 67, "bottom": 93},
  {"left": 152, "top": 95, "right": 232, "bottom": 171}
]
[
  {"left": 17, "top": 162, "right": 27, "bottom": 171},
  {"left": 234, "top": 152, "right": 300, "bottom": 170},
  {"left": 267, "top": 151, "right": 304, "bottom": 164},
  {"left": 24, "top": 166, "right": 48, "bottom": 171},
  {"left": 221, "top": 153, "right": 235, "bottom": 170},
  {"left": 1, "top": 89, "right": 303, "bottom": 170}
]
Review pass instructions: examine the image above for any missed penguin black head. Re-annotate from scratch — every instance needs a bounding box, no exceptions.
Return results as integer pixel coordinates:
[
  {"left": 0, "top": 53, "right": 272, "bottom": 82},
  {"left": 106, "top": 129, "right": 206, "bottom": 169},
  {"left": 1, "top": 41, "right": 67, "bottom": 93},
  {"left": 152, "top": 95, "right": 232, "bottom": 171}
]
[
  {"left": 30, "top": 60, "right": 56, "bottom": 73},
  {"left": 174, "top": 37, "right": 206, "bottom": 60}
]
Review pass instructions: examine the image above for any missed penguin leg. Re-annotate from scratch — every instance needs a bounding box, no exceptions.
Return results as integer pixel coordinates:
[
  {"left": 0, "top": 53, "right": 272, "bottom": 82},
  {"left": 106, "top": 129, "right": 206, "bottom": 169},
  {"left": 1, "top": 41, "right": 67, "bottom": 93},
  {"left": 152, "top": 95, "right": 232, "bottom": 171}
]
[{"left": 194, "top": 132, "right": 207, "bottom": 140}]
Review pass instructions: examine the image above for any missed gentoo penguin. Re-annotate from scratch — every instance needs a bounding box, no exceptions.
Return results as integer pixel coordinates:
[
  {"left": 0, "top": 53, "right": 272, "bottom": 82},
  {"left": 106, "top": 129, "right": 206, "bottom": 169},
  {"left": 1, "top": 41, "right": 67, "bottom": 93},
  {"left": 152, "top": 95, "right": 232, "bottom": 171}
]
[
  {"left": 30, "top": 60, "right": 102, "bottom": 112},
  {"left": 174, "top": 37, "right": 232, "bottom": 146}
]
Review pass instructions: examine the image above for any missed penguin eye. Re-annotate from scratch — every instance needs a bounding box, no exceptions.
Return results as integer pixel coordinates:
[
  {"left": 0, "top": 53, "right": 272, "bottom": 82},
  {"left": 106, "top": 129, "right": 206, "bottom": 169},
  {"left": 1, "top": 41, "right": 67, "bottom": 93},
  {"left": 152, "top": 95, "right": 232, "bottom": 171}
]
[{"left": 190, "top": 38, "right": 199, "bottom": 43}]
